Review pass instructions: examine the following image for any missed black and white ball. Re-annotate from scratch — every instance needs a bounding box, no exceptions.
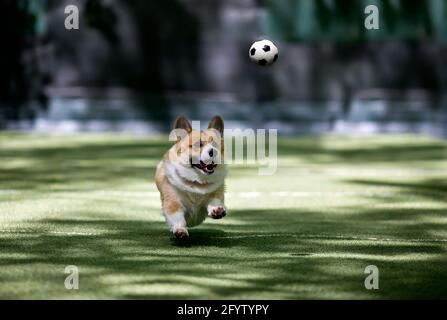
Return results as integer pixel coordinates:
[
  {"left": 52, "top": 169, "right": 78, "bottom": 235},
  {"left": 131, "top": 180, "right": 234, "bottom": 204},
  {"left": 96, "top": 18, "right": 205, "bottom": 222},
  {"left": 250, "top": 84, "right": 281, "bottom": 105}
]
[{"left": 249, "top": 39, "right": 279, "bottom": 66}]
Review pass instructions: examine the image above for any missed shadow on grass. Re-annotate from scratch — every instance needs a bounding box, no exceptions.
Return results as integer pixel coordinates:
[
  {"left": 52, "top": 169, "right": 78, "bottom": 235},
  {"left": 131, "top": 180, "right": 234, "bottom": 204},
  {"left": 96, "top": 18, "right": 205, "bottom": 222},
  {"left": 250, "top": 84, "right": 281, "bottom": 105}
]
[
  {"left": 2, "top": 135, "right": 446, "bottom": 192},
  {"left": 0, "top": 206, "right": 446, "bottom": 299},
  {"left": 0, "top": 139, "right": 170, "bottom": 190},
  {"left": 346, "top": 177, "right": 447, "bottom": 202},
  {"left": 0, "top": 134, "right": 446, "bottom": 298}
]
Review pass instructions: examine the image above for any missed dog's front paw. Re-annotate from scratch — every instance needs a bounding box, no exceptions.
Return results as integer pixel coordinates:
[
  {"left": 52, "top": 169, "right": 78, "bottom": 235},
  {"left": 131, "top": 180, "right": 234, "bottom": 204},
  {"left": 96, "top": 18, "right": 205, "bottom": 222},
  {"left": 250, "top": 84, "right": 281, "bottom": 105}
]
[
  {"left": 173, "top": 227, "right": 189, "bottom": 239},
  {"left": 208, "top": 205, "right": 227, "bottom": 219}
]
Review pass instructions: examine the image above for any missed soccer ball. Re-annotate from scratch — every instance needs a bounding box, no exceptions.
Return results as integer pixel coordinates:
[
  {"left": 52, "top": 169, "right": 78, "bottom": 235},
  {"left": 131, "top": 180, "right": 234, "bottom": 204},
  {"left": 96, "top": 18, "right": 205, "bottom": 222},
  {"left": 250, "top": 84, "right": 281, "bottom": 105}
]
[{"left": 249, "top": 39, "right": 279, "bottom": 66}]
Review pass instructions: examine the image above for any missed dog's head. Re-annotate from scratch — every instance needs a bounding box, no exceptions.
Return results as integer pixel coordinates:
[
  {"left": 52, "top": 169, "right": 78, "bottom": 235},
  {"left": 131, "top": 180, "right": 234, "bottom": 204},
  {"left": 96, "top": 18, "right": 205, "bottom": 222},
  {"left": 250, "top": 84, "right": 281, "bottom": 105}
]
[{"left": 170, "top": 116, "right": 224, "bottom": 175}]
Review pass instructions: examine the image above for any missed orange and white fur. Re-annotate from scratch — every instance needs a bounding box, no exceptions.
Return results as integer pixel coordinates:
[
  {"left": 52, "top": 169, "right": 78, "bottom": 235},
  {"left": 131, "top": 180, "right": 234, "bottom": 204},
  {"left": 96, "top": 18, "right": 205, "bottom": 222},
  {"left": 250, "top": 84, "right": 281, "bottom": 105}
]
[{"left": 155, "top": 116, "right": 228, "bottom": 239}]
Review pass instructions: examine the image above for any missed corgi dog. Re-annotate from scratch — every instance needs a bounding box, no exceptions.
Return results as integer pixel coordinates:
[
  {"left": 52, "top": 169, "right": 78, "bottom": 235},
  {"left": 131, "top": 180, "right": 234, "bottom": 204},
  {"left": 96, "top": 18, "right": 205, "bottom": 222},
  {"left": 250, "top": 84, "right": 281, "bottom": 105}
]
[{"left": 155, "top": 116, "right": 228, "bottom": 239}]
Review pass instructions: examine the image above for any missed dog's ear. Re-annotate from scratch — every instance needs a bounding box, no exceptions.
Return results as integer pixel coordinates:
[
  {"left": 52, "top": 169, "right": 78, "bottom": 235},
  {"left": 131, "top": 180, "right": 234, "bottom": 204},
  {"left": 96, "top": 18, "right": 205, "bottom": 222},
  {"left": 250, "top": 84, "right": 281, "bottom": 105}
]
[
  {"left": 173, "top": 116, "right": 192, "bottom": 133},
  {"left": 208, "top": 116, "right": 224, "bottom": 136}
]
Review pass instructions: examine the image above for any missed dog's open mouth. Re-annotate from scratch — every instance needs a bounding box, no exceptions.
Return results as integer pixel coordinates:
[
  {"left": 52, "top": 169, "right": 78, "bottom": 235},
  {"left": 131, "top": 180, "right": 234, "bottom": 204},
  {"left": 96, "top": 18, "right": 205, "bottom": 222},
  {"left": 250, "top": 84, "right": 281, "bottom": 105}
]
[{"left": 191, "top": 160, "right": 217, "bottom": 174}]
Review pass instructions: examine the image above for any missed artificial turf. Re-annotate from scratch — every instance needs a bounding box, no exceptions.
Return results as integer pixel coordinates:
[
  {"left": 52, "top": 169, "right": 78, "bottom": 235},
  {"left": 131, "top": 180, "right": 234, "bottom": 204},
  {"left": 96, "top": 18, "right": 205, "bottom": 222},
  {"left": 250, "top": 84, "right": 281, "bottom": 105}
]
[{"left": 0, "top": 133, "right": 446, "bottom": 299}]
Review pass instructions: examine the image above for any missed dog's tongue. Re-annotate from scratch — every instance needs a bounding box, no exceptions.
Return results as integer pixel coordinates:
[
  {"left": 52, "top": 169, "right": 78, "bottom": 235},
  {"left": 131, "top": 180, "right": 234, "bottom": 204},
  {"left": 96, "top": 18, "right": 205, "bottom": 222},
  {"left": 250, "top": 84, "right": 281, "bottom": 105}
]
[{"left": 200, "top": 161, "right": 215, "bottom": 172}]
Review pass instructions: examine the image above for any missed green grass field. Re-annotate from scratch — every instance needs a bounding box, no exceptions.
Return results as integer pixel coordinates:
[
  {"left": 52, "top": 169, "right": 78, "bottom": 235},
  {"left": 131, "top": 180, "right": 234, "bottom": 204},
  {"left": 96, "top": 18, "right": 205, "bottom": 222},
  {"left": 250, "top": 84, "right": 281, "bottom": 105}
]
[{"left": 0, "top": 133, "right": 446, "bottom": 299}]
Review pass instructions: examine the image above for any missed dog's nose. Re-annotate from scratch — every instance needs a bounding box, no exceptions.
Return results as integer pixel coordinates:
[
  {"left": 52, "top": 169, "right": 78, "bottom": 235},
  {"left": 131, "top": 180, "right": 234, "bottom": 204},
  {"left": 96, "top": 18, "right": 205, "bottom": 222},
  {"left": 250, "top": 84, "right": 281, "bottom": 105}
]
[{"left": 209, "top": 148, "right": 214, "bottom": 157}]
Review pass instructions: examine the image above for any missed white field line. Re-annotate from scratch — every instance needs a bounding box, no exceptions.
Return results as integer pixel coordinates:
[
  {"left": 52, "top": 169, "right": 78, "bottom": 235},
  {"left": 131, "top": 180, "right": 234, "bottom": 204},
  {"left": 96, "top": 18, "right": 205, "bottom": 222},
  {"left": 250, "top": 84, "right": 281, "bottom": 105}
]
[
  {"left": 275, "top": 167, "right": 447, "bottom": 177},
  {"left": 0, "top": 190, "right": 400, "bottom": 198},
  {"left": 228, "top": 191, "right": 397, "bottom": 198},
  {"left": 0, "top": 229, "right": 99, "bottom": 236},
  {"left": 211, "top": 233, "right": 447, "bottom": 243},
  {"left": 0, "top": 190, "right": 22, "bottom": 195}
]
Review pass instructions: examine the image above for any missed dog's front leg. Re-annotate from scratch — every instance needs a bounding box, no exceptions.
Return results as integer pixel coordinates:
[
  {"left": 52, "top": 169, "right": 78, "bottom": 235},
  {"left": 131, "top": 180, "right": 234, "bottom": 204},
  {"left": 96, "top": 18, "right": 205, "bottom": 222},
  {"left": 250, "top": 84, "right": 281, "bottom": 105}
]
[
  {"left": 158, "top": 177, "right": 189, "bottom": 239},
  {"left": 164, "top": 209, "right": 188, "bottom": 239},
  {"left": 207, "top": 198, "right": 227, "bottom": 219}
]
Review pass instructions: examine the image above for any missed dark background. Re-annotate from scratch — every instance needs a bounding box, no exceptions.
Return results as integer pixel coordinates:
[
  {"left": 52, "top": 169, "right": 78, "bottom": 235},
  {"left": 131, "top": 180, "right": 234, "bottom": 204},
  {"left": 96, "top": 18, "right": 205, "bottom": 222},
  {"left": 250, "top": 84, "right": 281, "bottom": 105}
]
[{"left": 1, "top": 0, "right": 447, "bottom": 136}]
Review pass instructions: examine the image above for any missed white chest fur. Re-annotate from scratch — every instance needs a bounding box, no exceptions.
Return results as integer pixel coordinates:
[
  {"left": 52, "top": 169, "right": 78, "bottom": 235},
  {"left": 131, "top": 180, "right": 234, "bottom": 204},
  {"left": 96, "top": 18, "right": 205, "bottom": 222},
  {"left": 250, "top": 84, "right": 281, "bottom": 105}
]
[
  {"left": 164, "top": 161, "right": 227, "bottom": 227},
  {"left": 177, "top": 191, "right": 209, "bottom": 227}
]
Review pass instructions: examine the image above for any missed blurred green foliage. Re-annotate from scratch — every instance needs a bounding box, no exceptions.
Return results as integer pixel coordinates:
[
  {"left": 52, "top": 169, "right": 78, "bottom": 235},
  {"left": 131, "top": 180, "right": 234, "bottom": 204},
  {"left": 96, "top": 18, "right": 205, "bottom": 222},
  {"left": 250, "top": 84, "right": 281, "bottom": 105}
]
[
  {"left": 264, "top": 0, "right": 447, "bottom": 42},
  {"left": 0, "top": 0, "right": 46, "bottom": 105}
]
